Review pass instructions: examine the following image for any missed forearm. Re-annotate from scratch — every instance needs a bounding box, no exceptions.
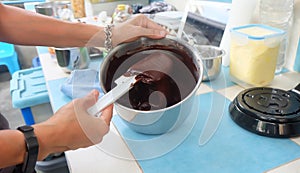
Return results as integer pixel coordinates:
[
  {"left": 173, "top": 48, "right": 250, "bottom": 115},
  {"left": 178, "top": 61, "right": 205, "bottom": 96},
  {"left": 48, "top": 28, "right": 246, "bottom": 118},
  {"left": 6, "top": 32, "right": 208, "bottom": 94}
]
[
  {"left": 0, "top": 91, "right": 111, "bottom": 169},
  {"left": 0, "top": 123, "right": 68, "bottom": 168},
  {"left": 0, "top": 4, "right": 105, "bottom": 47},
  {"left": 0, "top": 130, "right": 26, "bottom": 168},
  {"left": 32, "top": 123, "right": 68, "bottom": 161}
]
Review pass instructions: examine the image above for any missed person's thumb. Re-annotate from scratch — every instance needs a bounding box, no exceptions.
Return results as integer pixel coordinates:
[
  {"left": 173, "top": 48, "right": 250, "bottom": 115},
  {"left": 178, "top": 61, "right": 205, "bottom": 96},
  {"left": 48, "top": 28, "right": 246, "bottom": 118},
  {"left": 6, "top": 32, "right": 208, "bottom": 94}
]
[{"left": 82, "top": 89, "right": 100, "bottom": 109}]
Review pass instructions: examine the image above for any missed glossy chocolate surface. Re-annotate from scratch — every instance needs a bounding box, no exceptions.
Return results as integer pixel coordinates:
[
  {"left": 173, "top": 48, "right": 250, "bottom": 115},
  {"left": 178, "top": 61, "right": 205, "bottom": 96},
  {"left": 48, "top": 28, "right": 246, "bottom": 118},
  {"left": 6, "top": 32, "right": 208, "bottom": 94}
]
[{"left": 104, "top": 46, "right": 198, "bottom": 111}]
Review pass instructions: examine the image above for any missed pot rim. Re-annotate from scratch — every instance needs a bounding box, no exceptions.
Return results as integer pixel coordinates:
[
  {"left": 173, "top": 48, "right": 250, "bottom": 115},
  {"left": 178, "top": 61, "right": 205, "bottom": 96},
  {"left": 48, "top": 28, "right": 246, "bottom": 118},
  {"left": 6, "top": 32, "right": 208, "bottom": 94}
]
[
  {"left": 99, "top": 35, "right": 204, "bottom": 113},
  {"left": 194, "top": 45, "right": 226, "bottom": 60}
]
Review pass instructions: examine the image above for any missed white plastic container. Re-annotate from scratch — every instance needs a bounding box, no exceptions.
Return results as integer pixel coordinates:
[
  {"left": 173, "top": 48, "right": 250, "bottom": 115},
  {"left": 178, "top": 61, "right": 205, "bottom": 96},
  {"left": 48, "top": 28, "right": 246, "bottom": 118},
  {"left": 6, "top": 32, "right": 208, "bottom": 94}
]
[{"left": 229, "top": 24, "right": 285, "bottom": 86}]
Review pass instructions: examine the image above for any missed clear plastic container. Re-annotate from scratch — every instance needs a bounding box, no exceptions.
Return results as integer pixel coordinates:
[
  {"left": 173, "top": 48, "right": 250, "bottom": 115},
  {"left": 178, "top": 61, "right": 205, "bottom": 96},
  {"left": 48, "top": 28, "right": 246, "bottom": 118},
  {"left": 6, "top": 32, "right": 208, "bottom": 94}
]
[
  {"left": 259, "top": 0, "right": 294, "bottom": 73},
  {"left": 113, "top": 4, "right": 132, "bottom": 24},
  {"left": 53, "top": 1, "right": 74, "bottom": 21},
  {"left": 229, "top": 24, "right": 285, "bottom": 86}
]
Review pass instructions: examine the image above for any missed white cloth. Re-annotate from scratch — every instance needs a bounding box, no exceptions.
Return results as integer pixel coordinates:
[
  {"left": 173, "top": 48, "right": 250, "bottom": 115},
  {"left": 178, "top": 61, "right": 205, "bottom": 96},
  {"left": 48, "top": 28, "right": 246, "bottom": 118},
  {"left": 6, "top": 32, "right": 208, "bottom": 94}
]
[{"left": 60, "top": 69, "right": 102, "bottom": 99}]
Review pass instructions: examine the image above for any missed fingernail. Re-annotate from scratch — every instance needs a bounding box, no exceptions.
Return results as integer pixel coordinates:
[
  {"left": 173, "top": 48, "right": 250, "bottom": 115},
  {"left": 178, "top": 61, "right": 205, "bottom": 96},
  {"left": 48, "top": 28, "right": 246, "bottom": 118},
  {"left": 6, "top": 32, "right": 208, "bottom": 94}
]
[
  {"left": 160, "top": 31, "right": 166, "bottom": 36},
  {"left": 89, "top": 89, "right": 97, "bottom": 96}
]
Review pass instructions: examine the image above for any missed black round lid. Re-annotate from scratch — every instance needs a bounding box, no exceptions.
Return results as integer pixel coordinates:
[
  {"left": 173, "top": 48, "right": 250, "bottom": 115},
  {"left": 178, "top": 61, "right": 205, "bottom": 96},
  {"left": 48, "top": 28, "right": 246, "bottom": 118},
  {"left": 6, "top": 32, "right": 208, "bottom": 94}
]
[{"left": 229, "top": 86, "right": 300, "bottom": 138}]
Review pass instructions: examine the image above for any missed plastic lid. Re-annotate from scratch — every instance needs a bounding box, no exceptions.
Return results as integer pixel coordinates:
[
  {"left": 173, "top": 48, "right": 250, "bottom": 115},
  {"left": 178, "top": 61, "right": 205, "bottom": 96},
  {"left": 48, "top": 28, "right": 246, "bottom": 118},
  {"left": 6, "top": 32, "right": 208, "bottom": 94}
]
[
  {"left": 117, "top": 4, "right": 126, "bottom": 11},
  {"left": 230, "top": 24, "right": 285, "bottom": 40},
  {"left": 229, "top": 86, "right": 300, "bottom": 138}
]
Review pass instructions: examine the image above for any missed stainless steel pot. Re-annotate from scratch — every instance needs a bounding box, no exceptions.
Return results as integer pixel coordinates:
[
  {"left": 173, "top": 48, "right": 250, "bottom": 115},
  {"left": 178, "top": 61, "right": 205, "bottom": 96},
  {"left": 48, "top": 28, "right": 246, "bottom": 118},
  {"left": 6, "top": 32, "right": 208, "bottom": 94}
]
[
  {"left": 55, "top": 47, "right": 90, "bottom": 73},
  {"left": 195, "top": 45, "right": 224, "bottom": 81},
  {"left": 35, "top": 2, "right": 55, "bottom": 16},
  {"left": 100, "top": 36, "right": 203, "bottom": 134}
]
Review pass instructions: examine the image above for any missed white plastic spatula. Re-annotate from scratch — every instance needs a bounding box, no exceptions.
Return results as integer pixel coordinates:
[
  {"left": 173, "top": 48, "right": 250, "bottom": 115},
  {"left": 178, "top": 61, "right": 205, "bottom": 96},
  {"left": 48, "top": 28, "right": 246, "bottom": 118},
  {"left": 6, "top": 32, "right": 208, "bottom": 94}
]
[{"left": 87, "top": 75, "right": 137, "bottom": 117}]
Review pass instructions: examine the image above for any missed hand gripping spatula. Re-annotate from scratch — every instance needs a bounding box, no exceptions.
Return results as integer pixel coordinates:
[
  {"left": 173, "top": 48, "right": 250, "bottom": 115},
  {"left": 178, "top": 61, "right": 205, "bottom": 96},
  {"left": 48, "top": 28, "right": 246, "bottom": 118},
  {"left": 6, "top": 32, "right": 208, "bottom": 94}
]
[{"left": 87, "top": 74, "right": 137, "bottom": 117}]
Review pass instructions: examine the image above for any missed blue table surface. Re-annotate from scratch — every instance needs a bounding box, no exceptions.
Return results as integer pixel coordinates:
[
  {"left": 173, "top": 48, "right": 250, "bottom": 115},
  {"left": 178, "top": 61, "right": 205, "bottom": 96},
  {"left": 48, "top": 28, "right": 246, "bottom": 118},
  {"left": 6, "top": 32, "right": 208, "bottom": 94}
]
[
  {"left": 113, "top": 92, "right": 300, "bottom": 173},
  {"left": 47, "top": 63, "right": 300, "bottom": 173}
]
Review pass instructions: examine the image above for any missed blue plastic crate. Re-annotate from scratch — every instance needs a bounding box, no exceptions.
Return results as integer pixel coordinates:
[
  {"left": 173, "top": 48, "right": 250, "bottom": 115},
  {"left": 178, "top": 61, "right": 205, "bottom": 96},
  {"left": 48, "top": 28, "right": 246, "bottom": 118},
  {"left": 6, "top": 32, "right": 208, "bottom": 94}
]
[{"left": 10, "top": 66, "right": 50, "bottom": 125}]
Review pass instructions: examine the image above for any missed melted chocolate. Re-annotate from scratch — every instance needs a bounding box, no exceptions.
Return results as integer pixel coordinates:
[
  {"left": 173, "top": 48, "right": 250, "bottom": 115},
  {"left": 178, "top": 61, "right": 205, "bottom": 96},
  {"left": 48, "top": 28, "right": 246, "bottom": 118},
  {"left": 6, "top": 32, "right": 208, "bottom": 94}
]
[
  {"left": 104, "top": 47, "right": 198, "bottom": 111},
  {"left": 127, "top": 51, "right": 173, "bottom": 80}
]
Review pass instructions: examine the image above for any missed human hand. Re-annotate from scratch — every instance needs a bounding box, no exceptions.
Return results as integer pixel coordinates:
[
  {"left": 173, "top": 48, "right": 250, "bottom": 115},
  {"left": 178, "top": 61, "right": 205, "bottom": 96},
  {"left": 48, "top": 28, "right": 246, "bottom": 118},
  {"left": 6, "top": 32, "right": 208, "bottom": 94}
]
[
  {"left": 112, "top": 14, "right": 168, "bottom": 46},
  {"left": 33, "top": 90, "right": 113, "bottom": 160}
]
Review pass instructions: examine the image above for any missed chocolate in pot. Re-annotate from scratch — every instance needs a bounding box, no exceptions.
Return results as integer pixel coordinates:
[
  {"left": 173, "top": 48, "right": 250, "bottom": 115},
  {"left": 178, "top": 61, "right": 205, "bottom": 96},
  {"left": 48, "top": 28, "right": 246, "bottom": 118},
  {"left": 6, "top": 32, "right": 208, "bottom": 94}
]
[{"left": 105, "top": 47, "right": 197, "bottom": 111}]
